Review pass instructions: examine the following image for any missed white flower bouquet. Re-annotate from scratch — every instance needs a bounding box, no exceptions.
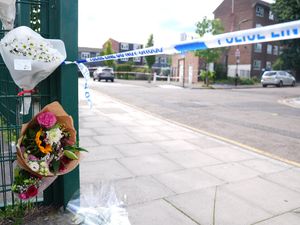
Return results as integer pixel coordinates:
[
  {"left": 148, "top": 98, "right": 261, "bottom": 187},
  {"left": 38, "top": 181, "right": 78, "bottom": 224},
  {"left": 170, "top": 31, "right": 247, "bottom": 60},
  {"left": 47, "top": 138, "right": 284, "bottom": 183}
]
[{"left": 0, "top": 26, "right": 66, "bottom": 90}]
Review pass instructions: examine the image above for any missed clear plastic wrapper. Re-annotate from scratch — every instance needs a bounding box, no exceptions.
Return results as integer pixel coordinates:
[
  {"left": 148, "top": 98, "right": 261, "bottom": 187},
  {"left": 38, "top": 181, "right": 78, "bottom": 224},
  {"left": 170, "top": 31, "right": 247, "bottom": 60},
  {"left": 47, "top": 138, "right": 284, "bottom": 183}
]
[
  {"left": 0, "top": 26, "right": 66, "bottom": 114},
  {"left": 0, "top": 0, "right": 16, "bottom": 30},
  {"left": 67, "top": 182, "right": 131, "bottom": 225}
]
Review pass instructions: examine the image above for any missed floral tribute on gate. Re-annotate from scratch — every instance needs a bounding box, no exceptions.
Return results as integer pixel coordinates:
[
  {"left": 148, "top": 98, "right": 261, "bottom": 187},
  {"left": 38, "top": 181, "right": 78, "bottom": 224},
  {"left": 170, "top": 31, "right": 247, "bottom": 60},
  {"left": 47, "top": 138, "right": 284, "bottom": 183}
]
[{"left": 12, "top": 101, "right": 87, "bottom": 200}]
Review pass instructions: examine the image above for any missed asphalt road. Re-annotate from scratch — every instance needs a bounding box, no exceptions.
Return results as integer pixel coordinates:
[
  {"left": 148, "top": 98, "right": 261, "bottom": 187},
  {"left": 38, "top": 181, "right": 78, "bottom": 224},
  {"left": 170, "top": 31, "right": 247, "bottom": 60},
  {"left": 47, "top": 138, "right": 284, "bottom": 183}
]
[{"left": 86, "top": 79, "right": 300, "bottom": 164}]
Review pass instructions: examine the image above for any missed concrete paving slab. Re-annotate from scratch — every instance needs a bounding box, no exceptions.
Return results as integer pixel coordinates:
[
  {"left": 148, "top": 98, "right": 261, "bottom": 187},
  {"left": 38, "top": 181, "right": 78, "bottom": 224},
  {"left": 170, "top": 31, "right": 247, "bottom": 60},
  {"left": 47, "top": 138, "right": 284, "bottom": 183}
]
[
  {"left": 125, "top": 126, "right": 158, "bottom": 133},
  {"left": 115, "top": 142, "right": 165, "bottom": 157},
  {"left": 94, "top": 134, "right": 137, "bottom": 145},
  {"left": 98, "top": 108, "right": 128, "bottom": 114},
  {"left": 240, "top": 158, "right": 292, "bottom": 174},
  {"left": 162, "top": 131, "right": 201, "bottom": 140},
  {"left": 186, "top": 137, "right": 225, "bottom": 149},
  {"left": 255, "top": 212, "right": 300, "bottom": 225},
  {"left": 79, "top": 115, "right": 110, "bottom": 122},
  {"left": 262, "top": 168, "right": 300, "bottom": 193},
  {"left": 79, "top": 136, "right": 100, "bottom": 147},
  {"left": 198, "top": 146, "right": 255, "bottom": 162},
  {"left": 80, "top": 160, "right": 133, "bottom": 183},
  {"left": 154, "top": 168, "right": 224, "bottom": 194},
  {"left": 115, "top": 176, "right": 175, "bottom": 205},
  {"left": 80, "top": 121, "right": 112, "bottom": 129},
  {"left": 128, "top": 200, "right": 199, "bottom": 225},
  {"left": 80, "top": 146, "right": 123, "bottom": 162},
  {"left": 131, "top": 132, "right": 171, "bottom": 142},
  {"left": 92, "top": 126, "right": 129, "bottom": 135},
  {"left": 118, "top": 154, "right": 182, "bottom": 176},
  {"left": 136, "top": 119, "right": 166, "bottom": 127},
  {"left": 162, "top": 150, "right": 222, "bottom": 168},
  {"left": 167, "top": 187, "right": 272, "bottom": 225},
  {"left": 154, "top": 140, "right": 199, "bottom": 152},
  {"left": 202, "top": 162, "right": 262, "bottom": 182},
  {"left": 224, "top": 177, "right": 300, "bottom": 215},
  {"left": 79, "top": 128, "right": 96, "bottom": 136}
]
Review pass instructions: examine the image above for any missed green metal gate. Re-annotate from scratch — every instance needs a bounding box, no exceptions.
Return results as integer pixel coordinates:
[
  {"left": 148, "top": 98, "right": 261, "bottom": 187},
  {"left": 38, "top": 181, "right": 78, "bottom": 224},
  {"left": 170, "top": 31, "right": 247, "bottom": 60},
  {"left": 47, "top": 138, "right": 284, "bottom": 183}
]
[{"left": 0, "top": 0, "right": 79, "bottom": 208}]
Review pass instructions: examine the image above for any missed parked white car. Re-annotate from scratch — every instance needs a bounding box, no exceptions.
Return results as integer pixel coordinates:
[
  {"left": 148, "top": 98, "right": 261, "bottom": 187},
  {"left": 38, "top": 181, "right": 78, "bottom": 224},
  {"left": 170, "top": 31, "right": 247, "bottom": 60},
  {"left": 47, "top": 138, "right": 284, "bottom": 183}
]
[
  {"left": 261, "top": 71, "right": 296, "bottom": 87},
  {"left": 93, "top": 67, "right": 114, "bottom": 82}
]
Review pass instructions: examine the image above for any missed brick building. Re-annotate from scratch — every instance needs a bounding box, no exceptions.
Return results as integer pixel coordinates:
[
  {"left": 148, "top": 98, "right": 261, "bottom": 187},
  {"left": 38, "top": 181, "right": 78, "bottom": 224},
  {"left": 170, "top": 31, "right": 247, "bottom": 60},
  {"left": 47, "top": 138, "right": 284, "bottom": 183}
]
[
  {"left": 78, "top": 47, "right": 102, "bottom": 67},
  {"left": 214, "top": 0, "right": 281, "bottom": 78},
  {"left": 103, "top": 38, "right": 171, "bottom": 69},
  {"left": 171, "top": 33, "right": 205, "bottom": 85}
]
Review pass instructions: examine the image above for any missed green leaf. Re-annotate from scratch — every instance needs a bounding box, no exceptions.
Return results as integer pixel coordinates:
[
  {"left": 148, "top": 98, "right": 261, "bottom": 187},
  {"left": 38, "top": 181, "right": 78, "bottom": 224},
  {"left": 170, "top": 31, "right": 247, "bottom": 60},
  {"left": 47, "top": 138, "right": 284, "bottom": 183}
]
[
  {"left": 64, "top": 150, "right": 78, "bottom": 160},
  {"left": 52, "top": 160, "right": 60, "bottom": 174}
]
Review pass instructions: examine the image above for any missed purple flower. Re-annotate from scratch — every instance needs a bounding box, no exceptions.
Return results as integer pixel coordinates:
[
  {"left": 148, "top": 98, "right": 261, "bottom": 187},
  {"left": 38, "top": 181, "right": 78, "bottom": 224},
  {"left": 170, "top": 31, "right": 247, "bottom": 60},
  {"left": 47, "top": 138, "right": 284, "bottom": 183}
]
[
  {"left": 28, "top": 155, "right": 38, "bottom": 161},
  {"left": 36, "top": 112, "right": 57, "bottom": 129}
]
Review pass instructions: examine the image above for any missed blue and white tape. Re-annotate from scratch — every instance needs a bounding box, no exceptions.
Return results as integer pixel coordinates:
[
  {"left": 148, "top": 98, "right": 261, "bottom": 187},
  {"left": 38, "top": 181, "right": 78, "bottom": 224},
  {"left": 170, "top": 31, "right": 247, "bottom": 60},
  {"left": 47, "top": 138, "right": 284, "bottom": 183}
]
[
  {"left": 72, "top": 20, "right": 300, "bottom": 107},
  {"left": 76, "top": 20, "right": 300, "bottom": 63},
  {"left": 76, "top": 62, "right": 92, "bottom": 108}
]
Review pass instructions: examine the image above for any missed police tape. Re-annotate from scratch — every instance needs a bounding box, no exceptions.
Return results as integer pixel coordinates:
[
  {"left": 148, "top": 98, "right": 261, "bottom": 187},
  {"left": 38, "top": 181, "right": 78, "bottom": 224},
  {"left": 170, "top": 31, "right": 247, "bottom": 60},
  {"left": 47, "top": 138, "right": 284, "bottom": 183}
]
[{"left": 76, "top": 20, "right": 300, "bottom": 63}]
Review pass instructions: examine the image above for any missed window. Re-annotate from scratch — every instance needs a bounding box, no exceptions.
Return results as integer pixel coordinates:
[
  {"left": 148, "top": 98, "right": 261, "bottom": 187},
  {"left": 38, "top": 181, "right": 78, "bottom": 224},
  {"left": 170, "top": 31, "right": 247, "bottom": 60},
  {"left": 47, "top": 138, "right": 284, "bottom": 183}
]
[
  {"left": 121, "top": 43, "right": 129, "bottom": 50},
  {"left": 279, "top": 46, "right": 284, "bottom": 55},
  {"left": 81, "top": 52, "right": 90, "bottom": 59},
  {"left": 254, "top": 43, "right": 262, "bottom": 53},
  {"left": 120, "top": 58, "right": 128, "bottom": 62},
  {"left": 155, "top": 57, "right": 159, "bottom": 63},
  {"left": 160, "top": 57, "right": 167, "bottom": 64},
  {"left": 133, "top": 57, "right": 141, "bottom": 62},
  {"left": 273, "top": 46, "right": 278, "bottom": 55},
  {"left": 269, "top": 10, "right": 274, "bottom": 20},
  {"left": 133, "top": 44, "right": 141, "bottom": 50},
  {"left": 253, "top": 60, "right": 261, "bottom": 70},
  {"left": 267, "top": 44, "right": 272, "bottom": 54},
  {"left": 256, "top": 5, "right": 264, "bottom": 17},
  {"left": 266, "top": 61, "right": 272, "bottom": 70},
  {"left": 256, "top": 24, "right": 262, "bottom": 28}
]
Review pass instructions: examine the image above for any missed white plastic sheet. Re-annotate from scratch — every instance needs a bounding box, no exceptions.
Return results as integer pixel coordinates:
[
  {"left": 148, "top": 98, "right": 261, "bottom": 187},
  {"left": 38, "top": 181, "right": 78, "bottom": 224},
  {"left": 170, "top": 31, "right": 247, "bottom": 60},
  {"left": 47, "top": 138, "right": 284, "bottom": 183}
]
[
  {"left": 0, "top": 26, "right": 66, "bottom": 114},
  {"left": 0, "top": 0, "right": 16, "bottom": 30},
  {"left": 0, "top": 26, "right": 66, "bottom": 90},
  {"left": 67, "top": 183, "right": 131, "bottom": 225}
]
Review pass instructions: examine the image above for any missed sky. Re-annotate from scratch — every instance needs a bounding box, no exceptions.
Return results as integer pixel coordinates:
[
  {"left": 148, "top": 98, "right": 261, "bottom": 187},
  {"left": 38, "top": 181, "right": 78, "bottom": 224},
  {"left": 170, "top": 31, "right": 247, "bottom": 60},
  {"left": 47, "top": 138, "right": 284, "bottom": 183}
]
[{"left": 79, "top": 0, "right": 275, "bottom": 48}]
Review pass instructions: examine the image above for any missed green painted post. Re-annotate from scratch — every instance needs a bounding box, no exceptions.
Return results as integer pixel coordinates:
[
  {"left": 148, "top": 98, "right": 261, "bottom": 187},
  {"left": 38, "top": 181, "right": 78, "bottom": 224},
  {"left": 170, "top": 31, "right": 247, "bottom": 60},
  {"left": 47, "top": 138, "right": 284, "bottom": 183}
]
[{"left": 43, "top": 0, "right": 79, "bottom": 207}]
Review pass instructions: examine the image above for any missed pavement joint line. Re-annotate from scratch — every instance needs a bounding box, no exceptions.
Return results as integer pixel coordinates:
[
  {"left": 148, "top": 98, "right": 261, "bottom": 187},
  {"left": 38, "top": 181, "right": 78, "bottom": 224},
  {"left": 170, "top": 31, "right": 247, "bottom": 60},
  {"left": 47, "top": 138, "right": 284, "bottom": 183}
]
[
  {"left": 92, "top": 91, "right": 300, "bottom": 168},
  {"left": 250, "top": 207, "right": 300, "bottom": 225},
  {"left": 163, "top": 198, "right": 202, "bottom": 225}
]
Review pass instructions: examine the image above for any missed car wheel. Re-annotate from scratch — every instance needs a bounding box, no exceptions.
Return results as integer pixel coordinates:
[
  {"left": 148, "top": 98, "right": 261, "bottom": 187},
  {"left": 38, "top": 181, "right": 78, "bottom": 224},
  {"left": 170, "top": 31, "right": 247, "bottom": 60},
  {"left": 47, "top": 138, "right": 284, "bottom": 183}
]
[
  {"left": 98, "top": 78, "right": 101, "bottom": 82},
  {"left": 292, "top": 81, "right": 296, "bottom": 87},
  {"left": 111, "top": 79, "right": 114, "bottom": 82},
  {"left": 105, "top": 79, "right": 108, "bottom": 82},
  {"left": 262, "top": 84, "right": 267, "bottom": 88},
  {"left": 277, "top": 81, "right": 283, "bottom": 87},
  {"left": 93, "top": 78, "right": 96, "bottom": 81}
]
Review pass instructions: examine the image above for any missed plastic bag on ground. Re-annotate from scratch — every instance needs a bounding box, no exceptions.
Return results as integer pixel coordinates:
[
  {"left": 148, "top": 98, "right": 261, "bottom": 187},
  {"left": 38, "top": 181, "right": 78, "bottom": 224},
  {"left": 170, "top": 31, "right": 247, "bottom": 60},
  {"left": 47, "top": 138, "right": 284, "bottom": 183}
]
[{"left": 67, "top": 182, "right": 131, "bottom": 225}]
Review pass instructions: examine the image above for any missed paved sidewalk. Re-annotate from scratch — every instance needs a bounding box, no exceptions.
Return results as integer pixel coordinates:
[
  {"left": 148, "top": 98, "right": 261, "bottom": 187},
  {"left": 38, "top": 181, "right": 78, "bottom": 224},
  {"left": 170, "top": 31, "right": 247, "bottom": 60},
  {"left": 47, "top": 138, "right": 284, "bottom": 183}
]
[{"left": 79, "top": 90, "right": 300, "bottom": 225}]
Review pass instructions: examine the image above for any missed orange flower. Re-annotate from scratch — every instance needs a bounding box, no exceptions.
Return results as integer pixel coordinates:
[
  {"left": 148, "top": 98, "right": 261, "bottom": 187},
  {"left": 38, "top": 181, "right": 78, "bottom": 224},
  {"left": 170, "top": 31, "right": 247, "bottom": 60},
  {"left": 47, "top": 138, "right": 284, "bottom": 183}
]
[{"left": 35, "top": 129, "right": 52, "bottom": 154}]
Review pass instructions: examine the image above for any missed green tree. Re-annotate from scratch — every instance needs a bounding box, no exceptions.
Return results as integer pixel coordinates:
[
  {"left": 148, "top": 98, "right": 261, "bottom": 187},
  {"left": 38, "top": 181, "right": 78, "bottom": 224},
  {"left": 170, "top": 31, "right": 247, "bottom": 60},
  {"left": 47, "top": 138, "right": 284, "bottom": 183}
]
[
  {"left": 272, "top": 0, "right": 300, "bottom": 80},
  {"left": 145, "top": 34, "right": 156, "bottom": 82},
  {"left": 195, "top": 17, "right": 224, "bottom": 86},
  {"left": 101, "top": 40, "right": 116, "bottom": 68}
]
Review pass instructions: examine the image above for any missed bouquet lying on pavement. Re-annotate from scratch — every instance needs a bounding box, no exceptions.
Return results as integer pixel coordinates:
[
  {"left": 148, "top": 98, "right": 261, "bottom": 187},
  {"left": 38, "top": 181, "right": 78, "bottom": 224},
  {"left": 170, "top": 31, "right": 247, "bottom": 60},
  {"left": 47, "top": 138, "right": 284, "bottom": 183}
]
[
  {"left": 12, "top": 101, "right": 87, "bottom": 199},
  {"left": 67, "top": 182, "right": 131, "bottom": 225}
]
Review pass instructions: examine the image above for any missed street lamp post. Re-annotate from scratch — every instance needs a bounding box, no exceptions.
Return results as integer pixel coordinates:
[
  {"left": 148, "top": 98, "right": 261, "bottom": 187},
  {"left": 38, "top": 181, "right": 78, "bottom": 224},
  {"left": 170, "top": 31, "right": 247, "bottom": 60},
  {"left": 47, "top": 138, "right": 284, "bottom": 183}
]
[
  {"left": 235, "top": 48, "right": 240, "bottom": 86},
  {"left": 234, "top": 19, "right": 252, "bottom": 86}
]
